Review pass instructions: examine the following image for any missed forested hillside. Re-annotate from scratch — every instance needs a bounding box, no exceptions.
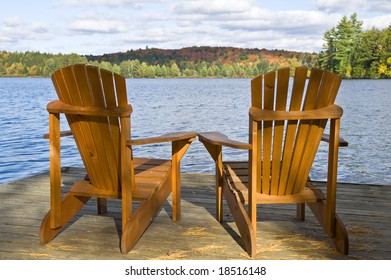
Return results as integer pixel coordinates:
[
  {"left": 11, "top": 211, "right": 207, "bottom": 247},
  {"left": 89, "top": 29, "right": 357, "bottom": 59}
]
[{"left": 0, "top": 47, "right": 316, "bottom": 78}]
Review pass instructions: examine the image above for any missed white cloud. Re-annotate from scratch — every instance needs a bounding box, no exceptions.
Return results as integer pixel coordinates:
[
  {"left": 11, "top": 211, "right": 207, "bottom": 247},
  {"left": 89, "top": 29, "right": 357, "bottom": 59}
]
[
  {"left": 121, "top": 28, "right": 174, "bottom": 45},
  {"left": 56, "top": 0, "right": 163, "bottom": 8},
  {"left": 220, "top": 9, "right": 338, "bottom": 33},
  {"left": 0, "top": 18, "right": 50, "bottom": 48},
  {"left": 3, "top": 17, "right": 23, "bottom": 28},
  {"left": 367, "top": 0, "right": 391, "bottom": 12},
  {"left": 315, "top": 0, "right": 366, "bottom": 12},
  {"left": 69, "top": 19, "right": 127, "bottom": 34},
  {"left": 315, "top": 0, "right": 391, "bottom": 13},
  {"left": 363, "top": 14, "right": 391, "bottom": 29},
  {"left": 0, "top": 35, "right": 17, "bottom": 43},
  {"left": 174, "top": 0, "right": 255, "bottom": 15},
  {"left": 31, "top": 22, "right": 49, "bottom": 33}
]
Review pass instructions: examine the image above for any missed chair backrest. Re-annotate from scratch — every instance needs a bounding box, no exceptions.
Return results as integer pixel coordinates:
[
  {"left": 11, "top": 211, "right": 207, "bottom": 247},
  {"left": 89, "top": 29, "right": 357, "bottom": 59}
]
[
  {"left": 51, "top": 64, "right": 129, "bottom": 192},
  {"left": 250, "top": 67, "right": 341, "bottom": 196}
]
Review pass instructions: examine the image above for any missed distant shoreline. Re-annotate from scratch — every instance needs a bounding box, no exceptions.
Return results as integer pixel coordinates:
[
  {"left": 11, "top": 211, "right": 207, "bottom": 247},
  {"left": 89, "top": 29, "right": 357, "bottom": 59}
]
[{"left": 0, "top": 76, "right": 389, "bottom": 80}]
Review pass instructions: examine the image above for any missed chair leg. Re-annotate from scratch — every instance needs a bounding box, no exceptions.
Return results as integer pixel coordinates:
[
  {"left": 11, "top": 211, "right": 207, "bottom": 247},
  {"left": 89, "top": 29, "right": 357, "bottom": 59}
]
[
  {"left": 121, "top": 179, "right": 171, "bottom": 254},
  {"left": 334, "top": 214, "right": 349, "bottom": 254},
  {"left": 97, "top": 198, "right": 107, "bottom": 214},
  {"left": 40, "top": 193, "right": 90, "bottom": 244},
  {"left": 171, "top": 157, "right": 181, "bottom": 222},
  {"left": 223, "top": 181, "right": 256, "bottom": 257},
  {"left": 215, "top": 151, "right": 224, "bottom": 223},
  {"left": 296, "top": 203, "right": 305, "bottom": 221},
  {"left": 307, "top": 200, "right": 349, "bottom": 254},
  {"left": 171, "top": 138, "right": 195, "bottom": 222}
]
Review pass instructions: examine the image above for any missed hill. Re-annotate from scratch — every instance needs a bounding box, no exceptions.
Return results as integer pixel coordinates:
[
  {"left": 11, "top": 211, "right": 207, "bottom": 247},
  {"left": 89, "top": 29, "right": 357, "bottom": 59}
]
[
  {"left": 0, "top": 47, "right": 317, "bottom": 78},
  {"left": 86, "top": 46, "right": 316, "bottom": 65}
]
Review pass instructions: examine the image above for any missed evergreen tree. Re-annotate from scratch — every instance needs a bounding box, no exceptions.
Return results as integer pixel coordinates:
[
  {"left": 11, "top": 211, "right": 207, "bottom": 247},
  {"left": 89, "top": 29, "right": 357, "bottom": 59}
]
[
  {"left": 333, "top": 14, "right": 363, "bottom": 78},
  {"left": 319, "top": 28, "right": 337, "bottom": 72}
]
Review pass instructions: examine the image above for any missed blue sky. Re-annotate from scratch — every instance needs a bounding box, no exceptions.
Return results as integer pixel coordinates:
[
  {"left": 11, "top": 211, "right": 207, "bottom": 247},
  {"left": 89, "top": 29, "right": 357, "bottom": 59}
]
[{"left": 2, "top": 0, "right": 391, "bottom": 55}]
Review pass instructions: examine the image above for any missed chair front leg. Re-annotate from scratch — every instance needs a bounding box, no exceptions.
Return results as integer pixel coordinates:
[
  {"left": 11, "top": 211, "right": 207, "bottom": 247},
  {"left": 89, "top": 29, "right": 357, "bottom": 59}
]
[
  {"left": 325, "top": 118, "right": 340, "bottom": 235},
  {"left": 49, "top": 112, "right": 62, "bottom": 229},
  {"left": 199, "top": 141, "right": 223, "bottom": 222},
  {"left": 171, "top": 137, "right": 195, "bottom": 221}
]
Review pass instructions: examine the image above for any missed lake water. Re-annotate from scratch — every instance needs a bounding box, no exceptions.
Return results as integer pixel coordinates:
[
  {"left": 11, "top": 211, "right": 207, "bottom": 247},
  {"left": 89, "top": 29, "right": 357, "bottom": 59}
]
[{"left": 0, "top": 77, "right": 390, "bottom": 186}]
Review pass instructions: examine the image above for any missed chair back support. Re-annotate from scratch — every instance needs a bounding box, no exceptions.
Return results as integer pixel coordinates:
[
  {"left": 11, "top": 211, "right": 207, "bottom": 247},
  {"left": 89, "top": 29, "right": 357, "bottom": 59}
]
[
  {"left": 51, "top": 64, "right": 129, "bottom": 192},
  {"left": 250, "top": 67, "right": 341, "bottom": 196}
]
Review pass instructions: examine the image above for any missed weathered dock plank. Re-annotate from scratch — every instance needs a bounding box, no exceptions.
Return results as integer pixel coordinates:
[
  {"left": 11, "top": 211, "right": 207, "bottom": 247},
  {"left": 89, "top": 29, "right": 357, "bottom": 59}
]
[{"left": 0, "top": 167, "right": 390, "bottom": 260}]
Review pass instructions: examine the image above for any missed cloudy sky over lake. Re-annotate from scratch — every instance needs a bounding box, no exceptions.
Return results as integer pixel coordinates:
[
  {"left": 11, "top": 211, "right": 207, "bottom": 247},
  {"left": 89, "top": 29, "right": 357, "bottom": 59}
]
[{"left": 2, "top": 0, "right": 391, "bottom": 55}]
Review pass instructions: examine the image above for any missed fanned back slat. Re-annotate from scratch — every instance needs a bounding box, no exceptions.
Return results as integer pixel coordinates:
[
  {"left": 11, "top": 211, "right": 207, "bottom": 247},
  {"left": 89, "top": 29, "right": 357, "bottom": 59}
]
[
  {"left": 51, "top": 64, "right": 127, "bottom": 193},
  {"left": 261, "top": 70, "right": 276, "bottom": 194},
  {"left": 251, "top": 75, "right": 263, "bottom": 109},
  {"left": 271, "top": 68, "right": 290, "bottom": 195},
  {"left": 101, "top": 69, "right": 120, "bottom": 158},
  {"left": 250, "top": 75, "right": 263, "bottom": 192}
]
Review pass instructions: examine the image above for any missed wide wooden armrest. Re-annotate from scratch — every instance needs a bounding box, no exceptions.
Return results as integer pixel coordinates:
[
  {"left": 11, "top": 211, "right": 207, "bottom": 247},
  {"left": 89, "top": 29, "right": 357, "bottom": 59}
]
[
  {"left": 43, "top": 130, "right": 73, "bottom": 139},
  {"left": 47, "top": 100, "right": 133, "bottom": 117},
  {"left": 128, "top": 131, "right": 197, "bottom": 146},
  {"left": 198, "top": 132, "right": 252, "bottom": 150},
  {"left": 322, "top": 133, "right": 348, "bottom": 147},
  {"left": 249, "top": 104, "right": 343, "bottom": 121}
]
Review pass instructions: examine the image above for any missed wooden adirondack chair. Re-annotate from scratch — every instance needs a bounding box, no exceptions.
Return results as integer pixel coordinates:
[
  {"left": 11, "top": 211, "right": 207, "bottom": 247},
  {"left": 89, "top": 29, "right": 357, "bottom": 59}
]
[
  {"left": 40, "top": 64, "right": 196, "bottom": 253},
  {"left": 199, "top": 67, "right": 349, "bottom": 257}
]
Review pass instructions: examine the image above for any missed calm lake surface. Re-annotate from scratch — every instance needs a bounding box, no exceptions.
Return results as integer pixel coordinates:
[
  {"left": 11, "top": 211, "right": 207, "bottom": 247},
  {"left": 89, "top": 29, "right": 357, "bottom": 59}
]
[{"left": 0, "top": 77, "right": 390, "bottom": 185}]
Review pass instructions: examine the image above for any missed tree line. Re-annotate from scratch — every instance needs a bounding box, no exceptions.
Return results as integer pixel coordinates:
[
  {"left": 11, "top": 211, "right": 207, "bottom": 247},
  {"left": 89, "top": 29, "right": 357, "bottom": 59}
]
[
  {"left": 1, "top": 14, "right": 390, "bottom": 79},
  {"left": 0, "top": 49, "right": 315, "bottom": 78},
  {"left": 319, "top": 13, "right": 391, "bottom": 78}
]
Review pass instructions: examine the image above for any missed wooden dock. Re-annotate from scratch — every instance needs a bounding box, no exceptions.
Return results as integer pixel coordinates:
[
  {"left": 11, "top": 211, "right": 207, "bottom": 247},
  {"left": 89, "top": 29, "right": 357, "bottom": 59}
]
[{"left": 0, "top": 167, "right": 390, "bottom": 260}]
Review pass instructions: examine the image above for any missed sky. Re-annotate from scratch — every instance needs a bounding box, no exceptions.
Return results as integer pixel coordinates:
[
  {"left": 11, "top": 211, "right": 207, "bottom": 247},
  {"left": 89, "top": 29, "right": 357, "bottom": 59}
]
[{"left": 1, "top": 0, "right": 391, "bottom": 55}]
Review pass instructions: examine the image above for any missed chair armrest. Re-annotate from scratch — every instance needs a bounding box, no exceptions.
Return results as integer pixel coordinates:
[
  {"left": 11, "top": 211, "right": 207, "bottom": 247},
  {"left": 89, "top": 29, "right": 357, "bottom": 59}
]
[
  {"left": 322, "top": 133, "right": 348, "bottom": 147},
  {"left": 198, "top": 132, "right": 251, "bottom": 150},
  {"left": 249, "top": 104, "right": 343, "bottom": 121},
  {"left": 47, "top": 100, "right": 132, "bottom": 117},
  {"left": 43, "top": 130, "right": 73, "bottom": 139},
  {"left": 128, "top": 131, "right": 197, "bottom": 146}
]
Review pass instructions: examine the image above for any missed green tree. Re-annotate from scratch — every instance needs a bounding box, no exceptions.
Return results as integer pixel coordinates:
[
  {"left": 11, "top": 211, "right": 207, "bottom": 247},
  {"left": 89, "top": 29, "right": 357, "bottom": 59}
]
[
  {"left": 320, "top": 13, "right": 363, "bottom": 78},
  {"left": 140, "top": 62, "right": 149, "bottom": 77},
  {"left": 170, "top": 62, "right": 180, "bottom": 77},
  {"left": 112, "top": 64, "right": 121, "bottom": 75},
  {"left": 120, "top": 60, "right": 132, "bottom": 77},
  {"left": 221, "top": 63, "right": 235, "bottom": 77},
  {"left": 0, "top": 63, "right": 6, "bottom": 75},
  {"left": 146, "top": 65, "right": 155, "bottom": 78},
  {"left": 131, "top": 59, "right": 141, "bottom": 78},
  {"left": 334, "top": 14, "right": 362, "bottom": 77},
  {"left": 353, "top": 27, "right": 384, "bottom": 78},
  {"left": 256, "top": 59, "right": 269, "bottom": 74},
  {"left": 99, "top": 61, "right": 113, "bottom": 71},
  {"left": 44, "top": 58, "right": 57, "bottom": 76}
]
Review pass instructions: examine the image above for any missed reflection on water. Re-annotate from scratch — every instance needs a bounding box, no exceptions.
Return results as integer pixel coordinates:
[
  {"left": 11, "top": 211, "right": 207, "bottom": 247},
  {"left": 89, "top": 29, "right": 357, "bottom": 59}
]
[{"left": 0, "top": 77, "right": 390, "bottom": 185}]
